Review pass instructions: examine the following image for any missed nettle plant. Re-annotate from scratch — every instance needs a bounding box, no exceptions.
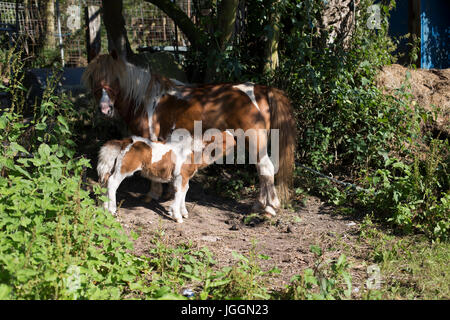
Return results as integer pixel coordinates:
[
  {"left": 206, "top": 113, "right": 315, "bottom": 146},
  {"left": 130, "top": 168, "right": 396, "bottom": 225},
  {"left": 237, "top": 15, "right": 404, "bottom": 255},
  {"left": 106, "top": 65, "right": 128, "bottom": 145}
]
[
  {"left": 263, "top": 0, "right": 448, "bottom": 240},
  {"left": 0, "top": 50, "right": 150, "bottom": 299},
  {"left": 283, "top": 245, "right": 353, "bottom": 300}
]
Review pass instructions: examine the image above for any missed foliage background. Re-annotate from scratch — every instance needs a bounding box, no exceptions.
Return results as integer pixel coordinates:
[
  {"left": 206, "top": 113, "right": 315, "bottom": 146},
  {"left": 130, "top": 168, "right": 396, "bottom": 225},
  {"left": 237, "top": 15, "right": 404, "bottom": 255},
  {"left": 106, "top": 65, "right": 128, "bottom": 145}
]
[
  {"left": 183, "top": 0, "right": 448, "bottom": 240},
  {"left": 0, "top": 0, "right": 448, "bottom": 300}
]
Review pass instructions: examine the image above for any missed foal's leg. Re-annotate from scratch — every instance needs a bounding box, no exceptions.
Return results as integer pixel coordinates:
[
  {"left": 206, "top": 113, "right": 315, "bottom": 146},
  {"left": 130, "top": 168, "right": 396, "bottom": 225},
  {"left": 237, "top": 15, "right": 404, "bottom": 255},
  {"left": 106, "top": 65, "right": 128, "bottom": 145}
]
[
  {"left": 105, "top": 172, "right": 127, "bottom": 215},
  {"left": 105, "top": 151, "right": 141, "bottom": 215},
  {"left": 168, "top": 175, "right": 186, "bottom": 223},
  {"left": 181, "top": 181, "right": 189, "bottom": 218}
]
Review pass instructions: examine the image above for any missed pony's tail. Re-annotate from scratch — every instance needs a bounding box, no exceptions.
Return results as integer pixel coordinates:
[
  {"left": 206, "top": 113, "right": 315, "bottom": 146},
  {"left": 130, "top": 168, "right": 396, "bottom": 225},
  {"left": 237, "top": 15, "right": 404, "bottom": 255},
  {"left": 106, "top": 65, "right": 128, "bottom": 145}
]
[
  {"left": 97, "top": 139, "right": 132, "bottom": 185},
  {"left": 268, "top": 87, "right": 296, "bottom": 206}
]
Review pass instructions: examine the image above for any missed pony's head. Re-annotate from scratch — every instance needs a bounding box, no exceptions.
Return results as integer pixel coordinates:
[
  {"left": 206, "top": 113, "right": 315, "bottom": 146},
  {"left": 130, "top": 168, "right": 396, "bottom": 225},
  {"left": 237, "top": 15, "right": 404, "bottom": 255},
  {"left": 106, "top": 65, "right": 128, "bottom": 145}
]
[{"left": 82, "top": 50, "right": 126, "bottom": 118}]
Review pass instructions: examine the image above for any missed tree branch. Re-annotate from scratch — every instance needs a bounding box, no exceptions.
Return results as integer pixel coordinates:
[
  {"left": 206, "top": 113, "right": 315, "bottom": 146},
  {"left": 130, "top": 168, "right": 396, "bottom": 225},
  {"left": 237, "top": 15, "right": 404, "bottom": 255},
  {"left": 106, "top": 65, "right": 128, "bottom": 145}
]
[
  {"left": 102, "top": 0, "right": 134, "bottom": 58},
  {"left": 144, "top": 0, "right": 205, "bottom": 49}
]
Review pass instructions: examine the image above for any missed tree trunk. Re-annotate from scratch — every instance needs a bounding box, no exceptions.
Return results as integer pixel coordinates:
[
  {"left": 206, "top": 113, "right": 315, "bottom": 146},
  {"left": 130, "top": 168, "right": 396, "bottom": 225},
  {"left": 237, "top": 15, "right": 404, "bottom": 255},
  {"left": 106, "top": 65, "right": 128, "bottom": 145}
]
[
  {"left": 264, "top": 2, "right": 281, "bottom": 73},
  {"left": 216, "top": 0, "right": 239, "bottom": 50},
  {"left": 203, "top": 0, "right": 239, "bottom": 82},
  {"left": 85, "top": 5, "right": 102, "bottom": 62},
  {"left": 102, "top": 0, "right": 134, "bottom": 59},
  {"left": 43, "top": 0, "right": 55, "bottom": 50}
]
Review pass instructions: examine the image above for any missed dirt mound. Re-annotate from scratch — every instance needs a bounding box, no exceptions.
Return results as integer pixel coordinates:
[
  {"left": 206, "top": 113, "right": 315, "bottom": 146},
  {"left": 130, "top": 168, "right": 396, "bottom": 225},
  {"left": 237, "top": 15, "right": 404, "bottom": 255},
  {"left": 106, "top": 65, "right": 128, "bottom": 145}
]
[{"left": 376, "top": 64, "right": 450, "bottom": 135}]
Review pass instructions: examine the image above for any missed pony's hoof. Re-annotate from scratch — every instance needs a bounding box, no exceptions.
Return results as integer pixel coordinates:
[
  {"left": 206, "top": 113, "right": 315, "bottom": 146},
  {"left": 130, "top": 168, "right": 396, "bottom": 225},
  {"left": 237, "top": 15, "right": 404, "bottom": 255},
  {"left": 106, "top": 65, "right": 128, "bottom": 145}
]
[
  {"left": 145, "top": 191, "right": 160, "bottom": 202},
  {"left": 143, "top": 195, "right": 152, "bottom": 203},
  {"left": 161, "top": 188, "right": 175, "bottom": 201},
  {"left": 264, "top": 206, "right": 277, "bottom": 216},
  {"left": 181, "top": 209, "right": 189, "bottom": 218},
  {"left": 251, "top": 202, "right": 265, "bottom": 212}
]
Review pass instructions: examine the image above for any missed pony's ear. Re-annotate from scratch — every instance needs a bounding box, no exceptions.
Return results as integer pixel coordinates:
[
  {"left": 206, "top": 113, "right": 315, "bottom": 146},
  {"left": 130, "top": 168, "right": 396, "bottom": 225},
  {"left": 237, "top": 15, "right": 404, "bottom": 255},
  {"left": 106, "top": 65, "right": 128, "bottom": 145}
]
[{"left": 110, "top": 49, "right": 119, "bottom": 60}]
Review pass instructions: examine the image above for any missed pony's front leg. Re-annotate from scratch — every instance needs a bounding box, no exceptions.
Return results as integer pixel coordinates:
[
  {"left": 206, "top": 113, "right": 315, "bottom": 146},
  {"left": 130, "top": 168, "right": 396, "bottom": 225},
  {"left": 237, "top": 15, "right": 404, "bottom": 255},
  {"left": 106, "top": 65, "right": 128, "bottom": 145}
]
[
  {"left": 143, "top": 181, "right": 163, "bottom": 202},
  {"left": 105, "top": 173, "right": 125, "bottom": 216}
]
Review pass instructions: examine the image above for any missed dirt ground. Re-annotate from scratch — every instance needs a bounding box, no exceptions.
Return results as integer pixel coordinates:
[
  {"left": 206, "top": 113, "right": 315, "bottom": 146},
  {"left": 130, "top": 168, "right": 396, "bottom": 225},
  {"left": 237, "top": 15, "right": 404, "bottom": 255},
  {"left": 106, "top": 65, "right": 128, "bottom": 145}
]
[
  {"left": 77, "top": 62, "right": 450, "bottom": 295},
  {"left": 103, "top": 171, "right": 369, "bottom": 294}
]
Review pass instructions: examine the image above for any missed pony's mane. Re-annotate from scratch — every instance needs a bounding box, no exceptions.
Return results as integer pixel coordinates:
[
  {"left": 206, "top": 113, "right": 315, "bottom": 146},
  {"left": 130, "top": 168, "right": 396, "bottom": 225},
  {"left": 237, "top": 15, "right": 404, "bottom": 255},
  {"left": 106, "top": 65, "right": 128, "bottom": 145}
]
[
  {"left": 82, "top": 54, "right": 126, "bottom": 92},
  {"left": 83, "top": 54, "right": 179, "bottom": 111},
  {"left": 121, "top": 61, "right": 153, "bottom": 107}
]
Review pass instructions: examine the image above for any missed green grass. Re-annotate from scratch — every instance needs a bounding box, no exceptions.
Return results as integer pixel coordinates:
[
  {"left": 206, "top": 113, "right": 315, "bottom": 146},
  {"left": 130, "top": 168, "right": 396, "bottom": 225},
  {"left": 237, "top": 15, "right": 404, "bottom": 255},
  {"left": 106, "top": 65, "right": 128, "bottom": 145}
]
[
  {"left": 358, "top": 216, "right": 450, "bottom": 299},
  {"left": 142, "top": 228, "right": 277, "bottom": 300}
]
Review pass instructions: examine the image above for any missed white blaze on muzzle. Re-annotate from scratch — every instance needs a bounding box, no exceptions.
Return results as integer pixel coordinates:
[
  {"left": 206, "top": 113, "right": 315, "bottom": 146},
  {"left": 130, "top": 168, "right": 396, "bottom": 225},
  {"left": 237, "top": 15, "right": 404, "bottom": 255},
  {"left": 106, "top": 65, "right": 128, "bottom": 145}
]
[{"left": 99, "top": 88, "right": 113, "bottom": 115}]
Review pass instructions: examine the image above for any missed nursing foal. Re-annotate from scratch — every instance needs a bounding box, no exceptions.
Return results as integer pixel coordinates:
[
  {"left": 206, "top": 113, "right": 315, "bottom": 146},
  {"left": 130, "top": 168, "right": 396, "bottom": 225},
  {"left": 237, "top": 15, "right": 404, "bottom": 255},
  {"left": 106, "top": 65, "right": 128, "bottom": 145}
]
[{"left": 97, "top": 130, "right": 235, "bottom": 223}]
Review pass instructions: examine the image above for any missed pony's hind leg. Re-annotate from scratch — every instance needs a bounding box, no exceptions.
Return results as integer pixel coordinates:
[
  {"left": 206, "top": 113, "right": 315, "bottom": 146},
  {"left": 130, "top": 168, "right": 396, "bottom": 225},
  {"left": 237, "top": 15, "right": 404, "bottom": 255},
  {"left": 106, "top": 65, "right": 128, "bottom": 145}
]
[
  {"left": 254, "top": 138, "right": 281, "bottom": 216},
  {"left": 144, "top": 181, "right": 163, "bottom": 202}
]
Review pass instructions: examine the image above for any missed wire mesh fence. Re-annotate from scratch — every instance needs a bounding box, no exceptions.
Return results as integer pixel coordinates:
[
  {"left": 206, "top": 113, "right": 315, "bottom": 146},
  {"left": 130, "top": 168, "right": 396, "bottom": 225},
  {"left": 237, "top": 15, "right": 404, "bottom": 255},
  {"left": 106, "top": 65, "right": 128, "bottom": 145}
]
[
  {"left": 0, "top": 1, "right": 44, "bottom": 52},
  {"left": 0, "top": 0, "right": 193, "bottom": 67},
  {"left": 125, "top": 0, "right": 192, "bottom": 50}
]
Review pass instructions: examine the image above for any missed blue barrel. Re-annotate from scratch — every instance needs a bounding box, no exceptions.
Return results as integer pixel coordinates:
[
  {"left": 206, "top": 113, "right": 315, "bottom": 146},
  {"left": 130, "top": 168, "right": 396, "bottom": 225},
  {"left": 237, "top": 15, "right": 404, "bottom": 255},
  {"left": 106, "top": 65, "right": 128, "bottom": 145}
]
[{"left": 420, "top": 0, "right": 450, "bottom": 69}]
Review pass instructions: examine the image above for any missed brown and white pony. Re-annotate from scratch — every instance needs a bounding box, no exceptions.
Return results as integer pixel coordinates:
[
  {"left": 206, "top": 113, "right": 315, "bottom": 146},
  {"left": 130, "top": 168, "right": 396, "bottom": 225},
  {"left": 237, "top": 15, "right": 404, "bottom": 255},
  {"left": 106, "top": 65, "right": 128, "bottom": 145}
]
[
  {"left": 98, "top": 130, "right": 236, "bottom": 223},
  {"left": 83, "top": 51, "right": 296, "bottom": 216}
]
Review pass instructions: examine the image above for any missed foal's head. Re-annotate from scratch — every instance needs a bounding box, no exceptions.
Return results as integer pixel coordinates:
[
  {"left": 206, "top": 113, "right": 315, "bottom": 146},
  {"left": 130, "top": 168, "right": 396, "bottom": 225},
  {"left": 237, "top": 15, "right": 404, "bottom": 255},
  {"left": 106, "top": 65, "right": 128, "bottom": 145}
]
[{"left": 82, "top": 50, "right": 125, "bottom": 118}]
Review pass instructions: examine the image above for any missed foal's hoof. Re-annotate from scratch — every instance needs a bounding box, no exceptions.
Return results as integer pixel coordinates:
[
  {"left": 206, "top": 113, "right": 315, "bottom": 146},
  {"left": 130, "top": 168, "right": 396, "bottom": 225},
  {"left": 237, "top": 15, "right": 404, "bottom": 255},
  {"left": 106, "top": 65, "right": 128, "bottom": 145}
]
[
  {"left": 168, "top": 209, "right": 183, "bottom": 223},
  {"left": 104, "top": 204, "right": 118, "bottom": 216},
  {"left": 174, "top": 217, "right": 183, "bottom": 223}
]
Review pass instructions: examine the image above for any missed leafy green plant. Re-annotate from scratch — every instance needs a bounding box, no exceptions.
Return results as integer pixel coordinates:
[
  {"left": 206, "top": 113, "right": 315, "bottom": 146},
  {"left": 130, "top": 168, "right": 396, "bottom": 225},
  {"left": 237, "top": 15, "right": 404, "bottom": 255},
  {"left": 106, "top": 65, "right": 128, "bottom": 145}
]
[
  {"left": 0, "top": 49, "right": 151, "bottom": 299},
  {"left": 283, "top": 245, "right": 352, "bottom": 300},
  {"left": 31, "top": 48, "right": 62, "bottom": 69},
  {"left": 214, "top": 247, "right": 278, "bottom": 300},
  {"left": 142, "top": 230, "right": 277, "bottom": 300},
  {"left": 360, "top": 141, "right": 449, "bottom": 240}
]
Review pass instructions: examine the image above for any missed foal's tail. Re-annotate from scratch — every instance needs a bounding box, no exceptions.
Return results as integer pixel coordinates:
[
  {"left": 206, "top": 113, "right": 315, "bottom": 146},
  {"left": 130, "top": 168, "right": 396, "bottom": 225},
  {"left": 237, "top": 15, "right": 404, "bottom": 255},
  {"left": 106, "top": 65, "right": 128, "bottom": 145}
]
[
  {"left": 97, "top": 138, "right": 132, "bottom": 185},
  {"left": 268, "top": 87, "right": 296, "bottom": 206}
]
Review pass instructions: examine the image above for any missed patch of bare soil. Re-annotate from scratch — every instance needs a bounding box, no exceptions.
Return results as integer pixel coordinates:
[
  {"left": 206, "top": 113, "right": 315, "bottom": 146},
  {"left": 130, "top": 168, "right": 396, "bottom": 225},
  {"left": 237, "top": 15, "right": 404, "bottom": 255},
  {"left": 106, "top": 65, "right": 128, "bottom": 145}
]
[
  {"left": 109, "top": 173, "right": 370, "bottom": 294},
  {"left": 376, "top": 64, "right": 450, "bottom": 136}
]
